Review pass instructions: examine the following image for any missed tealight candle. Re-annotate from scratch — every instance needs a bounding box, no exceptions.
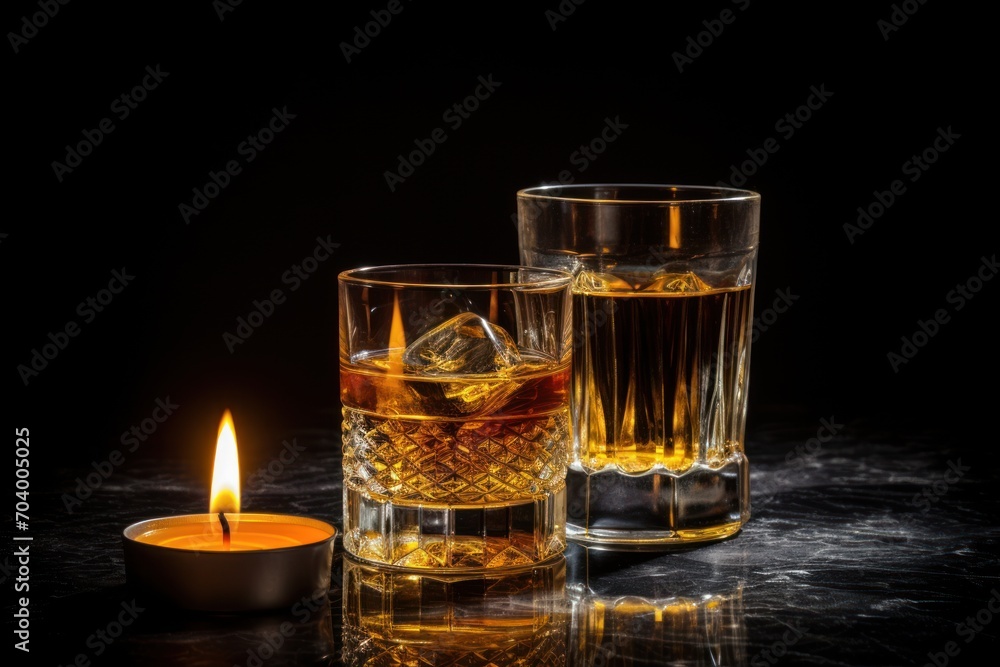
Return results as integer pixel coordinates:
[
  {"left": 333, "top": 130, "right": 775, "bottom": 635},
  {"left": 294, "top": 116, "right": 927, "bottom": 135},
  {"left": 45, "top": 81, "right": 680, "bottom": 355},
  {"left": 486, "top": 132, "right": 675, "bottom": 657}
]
[{"left": 122, "top": 411, "right": 337, "bottom": 612}]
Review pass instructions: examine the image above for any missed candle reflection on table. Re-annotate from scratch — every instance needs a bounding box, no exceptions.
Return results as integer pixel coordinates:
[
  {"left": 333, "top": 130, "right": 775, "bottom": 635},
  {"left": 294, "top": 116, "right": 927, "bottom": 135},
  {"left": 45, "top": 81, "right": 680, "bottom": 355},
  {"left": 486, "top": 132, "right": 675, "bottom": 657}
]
[
  {"left": 341, "top": 555, "right": 568, "bottom": 666},
  {"left": 111, "top": 587, "right": 337, "bottom": 667}
]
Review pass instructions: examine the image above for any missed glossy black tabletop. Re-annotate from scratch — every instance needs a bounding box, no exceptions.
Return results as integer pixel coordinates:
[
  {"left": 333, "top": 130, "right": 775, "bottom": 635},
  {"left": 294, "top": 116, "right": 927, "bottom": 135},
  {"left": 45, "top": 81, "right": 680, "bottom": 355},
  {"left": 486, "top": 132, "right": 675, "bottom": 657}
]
[{"left": 24, "top": 421, "right": 999, "bottom": 666}]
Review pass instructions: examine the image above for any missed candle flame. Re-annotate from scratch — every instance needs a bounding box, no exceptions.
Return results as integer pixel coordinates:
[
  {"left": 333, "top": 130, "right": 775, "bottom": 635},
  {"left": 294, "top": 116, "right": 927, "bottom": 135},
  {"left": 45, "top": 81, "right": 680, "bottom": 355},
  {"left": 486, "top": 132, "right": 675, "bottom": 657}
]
[
  {"left": 669, "top": 205, "right": 682, "bottom": 249},
  {"left": 388, "top": 290, "right": 406, "bottom": 375},
  {"left": 209, "top": 409, "right": 240, "bottom": 514}
]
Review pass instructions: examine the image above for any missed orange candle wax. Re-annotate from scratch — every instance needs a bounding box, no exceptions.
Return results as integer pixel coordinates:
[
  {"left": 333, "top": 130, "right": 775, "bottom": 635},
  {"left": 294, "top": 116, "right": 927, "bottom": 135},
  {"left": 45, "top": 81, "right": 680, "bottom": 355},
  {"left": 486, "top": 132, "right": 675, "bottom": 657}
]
[{"left": 131, "top": 514, "right": 334, "bottom": 551}]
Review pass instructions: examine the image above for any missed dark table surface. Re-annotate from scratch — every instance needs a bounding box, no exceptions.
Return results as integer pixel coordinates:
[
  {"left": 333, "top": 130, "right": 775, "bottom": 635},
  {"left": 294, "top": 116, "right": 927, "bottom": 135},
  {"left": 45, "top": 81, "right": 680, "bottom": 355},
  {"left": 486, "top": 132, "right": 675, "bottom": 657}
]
[{"left": 19, "top": 421, "right": 1000, "bottom": 666}]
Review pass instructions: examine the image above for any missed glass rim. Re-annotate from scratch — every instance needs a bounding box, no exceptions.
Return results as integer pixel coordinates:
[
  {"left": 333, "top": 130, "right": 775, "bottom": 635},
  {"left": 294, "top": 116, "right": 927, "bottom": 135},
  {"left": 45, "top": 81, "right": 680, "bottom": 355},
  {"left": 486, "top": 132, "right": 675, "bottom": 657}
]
[
  {"left": 516, "top": 183, "right": 760, "bottom": 204},
  {"left": 337, "top": 263, "right": 574, "bottom": 289}
]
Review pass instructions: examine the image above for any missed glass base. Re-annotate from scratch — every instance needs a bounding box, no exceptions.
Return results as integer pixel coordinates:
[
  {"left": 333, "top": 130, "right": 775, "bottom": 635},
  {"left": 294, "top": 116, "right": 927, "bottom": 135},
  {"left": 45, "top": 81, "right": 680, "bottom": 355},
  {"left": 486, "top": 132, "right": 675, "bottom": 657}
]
[
  {"left": 343, "top": 484, "right": 567, "bottom": 570},
  {"left": 565, "top": 454, "right": 749, "bottom": 550}
]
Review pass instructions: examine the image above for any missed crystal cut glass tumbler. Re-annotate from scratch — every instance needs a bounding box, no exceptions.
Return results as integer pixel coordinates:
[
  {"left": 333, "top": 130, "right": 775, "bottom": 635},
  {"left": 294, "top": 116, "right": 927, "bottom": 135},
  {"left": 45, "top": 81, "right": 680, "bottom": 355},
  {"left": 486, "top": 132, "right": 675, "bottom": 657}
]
[{"left": 339, "top": 264, "right": 573, "bottom": 569}]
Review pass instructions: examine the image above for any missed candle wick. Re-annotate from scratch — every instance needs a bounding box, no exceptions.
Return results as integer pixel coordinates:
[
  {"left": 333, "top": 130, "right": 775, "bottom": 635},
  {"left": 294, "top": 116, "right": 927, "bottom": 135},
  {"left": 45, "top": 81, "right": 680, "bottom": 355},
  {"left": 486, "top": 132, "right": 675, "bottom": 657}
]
[{"left": 219, "top": 512, "right": 231, "bottom": 551}]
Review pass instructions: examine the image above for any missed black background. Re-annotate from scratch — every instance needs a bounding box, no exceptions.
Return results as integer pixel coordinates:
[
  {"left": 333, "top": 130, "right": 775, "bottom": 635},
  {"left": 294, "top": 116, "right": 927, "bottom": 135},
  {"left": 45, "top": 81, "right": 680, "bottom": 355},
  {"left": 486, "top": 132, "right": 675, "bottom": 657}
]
[{"left": 6, "top": 1, "right": 993, "bottom": 491}]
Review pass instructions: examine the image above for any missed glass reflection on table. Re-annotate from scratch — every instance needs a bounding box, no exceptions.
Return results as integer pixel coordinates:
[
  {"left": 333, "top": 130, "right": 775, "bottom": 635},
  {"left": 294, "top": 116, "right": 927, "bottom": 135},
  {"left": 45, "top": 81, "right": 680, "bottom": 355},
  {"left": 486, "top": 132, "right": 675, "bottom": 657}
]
[
  {"left": 342, "top": 554, "right": 567, "bottom": 666},
  {"left": 566, "top": 544, "right": 747, "bottom": 667},
  {"left": 341, "top": 545, "right": 746, "bottom": 666}
]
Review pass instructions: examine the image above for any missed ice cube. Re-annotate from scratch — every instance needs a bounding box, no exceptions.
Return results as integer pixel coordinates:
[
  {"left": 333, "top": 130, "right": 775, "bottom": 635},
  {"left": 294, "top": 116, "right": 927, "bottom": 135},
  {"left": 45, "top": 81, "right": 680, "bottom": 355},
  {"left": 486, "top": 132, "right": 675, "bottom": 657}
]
[
  {"left": 439, "top": 378, "right": 521, "bottom": 416},
  {"left": 402, "top": 312, "right": 522, "bottom": 375},
  {"left": 573, "top": 270, "right": 635, "bottom": 293},
  {"left": 643, "top": 271, "right": 711, "bottom": 293},
  {"left": 402, "top": 313, "right": 526, "bottom": 416}
]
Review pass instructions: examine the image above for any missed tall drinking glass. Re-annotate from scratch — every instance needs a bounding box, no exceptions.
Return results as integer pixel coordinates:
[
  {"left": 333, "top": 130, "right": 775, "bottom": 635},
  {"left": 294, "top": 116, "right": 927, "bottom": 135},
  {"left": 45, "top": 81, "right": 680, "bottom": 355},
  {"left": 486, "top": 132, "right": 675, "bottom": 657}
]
[
  {"left": 517, "top": 185, "right": 760, "bottom": 548},
  {"left": 339, "top": 264, "right": 573, "bottom": 569}
]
